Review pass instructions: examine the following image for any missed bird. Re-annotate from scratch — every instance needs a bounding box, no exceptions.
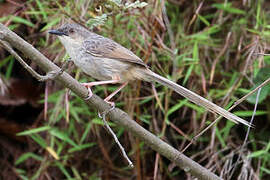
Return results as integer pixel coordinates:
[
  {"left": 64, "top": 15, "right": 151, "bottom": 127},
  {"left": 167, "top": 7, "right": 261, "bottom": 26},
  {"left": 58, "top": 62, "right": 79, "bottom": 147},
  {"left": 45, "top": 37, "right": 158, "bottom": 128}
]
[{"left": 48, "top": 23, "right": 252, "bottom": 127}]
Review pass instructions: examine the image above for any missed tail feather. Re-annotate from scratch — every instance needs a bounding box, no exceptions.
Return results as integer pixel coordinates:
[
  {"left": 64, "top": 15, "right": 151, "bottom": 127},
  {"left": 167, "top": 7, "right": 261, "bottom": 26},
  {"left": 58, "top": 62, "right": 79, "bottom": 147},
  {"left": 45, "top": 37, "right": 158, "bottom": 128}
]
[{"left": 143, "top": 69, "right": 252, "bottom": 127}]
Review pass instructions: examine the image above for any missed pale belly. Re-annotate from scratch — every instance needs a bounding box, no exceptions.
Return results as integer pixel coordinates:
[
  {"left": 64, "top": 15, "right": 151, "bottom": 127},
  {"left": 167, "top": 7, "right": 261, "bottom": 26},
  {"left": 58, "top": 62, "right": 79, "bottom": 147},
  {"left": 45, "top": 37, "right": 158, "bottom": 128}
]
[{"left": 72, "top": 51, "right": 132, "bottom": 82}]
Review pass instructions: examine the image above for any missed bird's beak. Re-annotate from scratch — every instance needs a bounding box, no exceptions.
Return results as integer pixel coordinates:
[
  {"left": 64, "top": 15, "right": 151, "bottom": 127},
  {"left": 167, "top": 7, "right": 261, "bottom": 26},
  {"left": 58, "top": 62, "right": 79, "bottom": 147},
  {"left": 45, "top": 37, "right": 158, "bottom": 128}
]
[{"left": 48, "top": 30, "right": 68, "bottom": 36}]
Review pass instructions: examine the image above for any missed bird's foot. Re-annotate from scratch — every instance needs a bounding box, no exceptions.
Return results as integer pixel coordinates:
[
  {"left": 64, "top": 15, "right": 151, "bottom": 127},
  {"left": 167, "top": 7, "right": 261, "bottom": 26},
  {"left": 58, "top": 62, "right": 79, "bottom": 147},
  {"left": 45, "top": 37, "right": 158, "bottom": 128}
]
[
  {"left": 81, "top": 83, "right": 93, "bottom": 100},
  {"left": 98, "top": 102, "right": 115, "bottom": 118}
]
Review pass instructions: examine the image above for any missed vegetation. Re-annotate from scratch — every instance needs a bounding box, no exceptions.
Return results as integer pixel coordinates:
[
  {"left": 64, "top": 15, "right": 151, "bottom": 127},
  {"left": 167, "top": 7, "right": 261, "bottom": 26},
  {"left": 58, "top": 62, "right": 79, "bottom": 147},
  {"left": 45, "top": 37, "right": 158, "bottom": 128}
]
[{"left": 0, "top": 0, "right": 270, "bottom": 179}]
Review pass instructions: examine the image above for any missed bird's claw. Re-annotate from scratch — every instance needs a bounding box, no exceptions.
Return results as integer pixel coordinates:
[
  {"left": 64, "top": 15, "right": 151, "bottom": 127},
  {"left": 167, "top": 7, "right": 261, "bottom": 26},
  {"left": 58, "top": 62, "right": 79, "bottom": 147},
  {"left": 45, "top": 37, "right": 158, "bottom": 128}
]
[{"left": 83, "top": 85, "right": 93, "bottom": 100}]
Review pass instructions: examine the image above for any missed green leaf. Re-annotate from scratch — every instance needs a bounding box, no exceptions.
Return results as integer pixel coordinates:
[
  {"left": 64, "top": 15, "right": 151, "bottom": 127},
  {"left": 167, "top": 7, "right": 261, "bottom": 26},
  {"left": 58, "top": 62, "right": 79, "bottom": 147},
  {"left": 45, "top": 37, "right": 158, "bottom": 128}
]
[
  {"left": 70, "top": 106, "right": 82, "bottom": 122},
  {"left": 198, "top": 14, "right": 210, "bottom": 26},
  {"left": 0, "top": 55, "right": 12, "bottom": 68},
  {"left": 80, "top": 122, "right": 92, "bottom": 144},
  {"left": 49, "top": 128, "right": 78, "bottom": 147},
  {"left": 212, "top": 3, "right": 245, "bottom": 15},
  {"left": 17, "top": 126, "right": 51, "bottom": 136},
  {"left": 247, "top": 85, "right": 270, "bottom": 104},
  {"left": 71, "top": 166, "right": 82, "bottom": 180},
  {"left": 5, "top": 57, "right": 14, "bottom": 79},
  {"left": 185, "top": 101, "right": 205, "bottom": 113},
  {"left": 248, "top": 142, "right": 270, "bottom": 158},
  {"left": 92, "top": 118, "right": 116, "bottom": 126},
  {"left": 35, "top": 0, "right": 47, "bottom": 20},
  {"left": 139, "top": 114, "right": 151, "bottom": 125},
  {"left": 15, "top": 169, "right": 28, "bottom": 180},
  {"left": 248, "top": 150, "right": 267, "bottom": 158},
  {"left": 166, "top": 100, "right": 187, "bottom": 117},
  {"left": 10, "top": 16, "right": 35, "bottom": 27},
  {"left": 15, "top": 152, "right": 43, "bottom": 165},
  {"left": 30, "top": 134, "right": 47, "bottom": 148},
  {"left": 246, "top": 28, "right": 261, "bottom": 35},
  {"left": 233, "top": 110, "right": 267, "bottom": 117},
  {"left": 40, "top": 18, "right": 61, "bottom": 31},
  {"left": 68, "top": 143, "right": 96, "bottom": 153},
  {"left": 215, "top": 127, "right": 226, "bottom": 148},
  {"left": 55, "top": 161, "right": 72, "bottom": 179},
  {"left": 15, "top": 168, "right": 26, "bottom": 174},
  {"left": 0, "top": 16, "right": 8, "bottom": 22},
  {"left": 24, "top": 11, "right": 44, "bottom": 15},
  {"left": 261, "top": 167, "right": 270, "bottom": 174},
  {"left": 255, "top": 2, "right": 260, "bottom": 29},
  {"left": 183, "top": 64, "right": 194, "bottom": 85},
  {"left": 247, "top": 67, "right": 270, "bottom": 104},
  {"left": 220, "top": 121, "right": 234, "bottom": 140}
]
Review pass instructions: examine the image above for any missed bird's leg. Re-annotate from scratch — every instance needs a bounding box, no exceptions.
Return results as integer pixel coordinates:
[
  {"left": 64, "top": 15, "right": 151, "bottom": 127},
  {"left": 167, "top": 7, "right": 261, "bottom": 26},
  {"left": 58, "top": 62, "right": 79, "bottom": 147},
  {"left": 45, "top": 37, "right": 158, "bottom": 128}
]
[
  {"left": 97, "top": 82, "right": 128, "bottom": 118},
  {"left": 82, "top": 79, "right": 121, "bottom": 100},
  {"left": 104, "top": 82, "right": 128, "bottom": 106}
]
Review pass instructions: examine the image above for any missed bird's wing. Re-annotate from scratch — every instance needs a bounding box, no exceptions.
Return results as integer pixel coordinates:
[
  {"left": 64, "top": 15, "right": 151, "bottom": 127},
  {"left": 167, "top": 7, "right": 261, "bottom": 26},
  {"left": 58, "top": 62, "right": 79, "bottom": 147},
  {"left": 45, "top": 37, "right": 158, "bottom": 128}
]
[{"left": 83, "top": 34, "right": 147, "bottom": 67}]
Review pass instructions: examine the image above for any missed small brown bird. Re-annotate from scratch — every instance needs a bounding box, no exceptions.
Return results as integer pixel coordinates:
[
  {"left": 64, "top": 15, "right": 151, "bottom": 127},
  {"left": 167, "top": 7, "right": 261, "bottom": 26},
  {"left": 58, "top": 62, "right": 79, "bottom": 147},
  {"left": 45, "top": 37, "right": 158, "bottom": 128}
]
[{"left": 49, "top": 23, "right": 251, "bottom": 127}]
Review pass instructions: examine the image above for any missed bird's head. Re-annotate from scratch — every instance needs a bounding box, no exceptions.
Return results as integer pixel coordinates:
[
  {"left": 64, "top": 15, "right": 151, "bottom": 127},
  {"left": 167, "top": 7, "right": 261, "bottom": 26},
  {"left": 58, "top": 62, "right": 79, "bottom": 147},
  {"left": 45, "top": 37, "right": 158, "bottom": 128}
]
[{"left": 49, "top": 23, "right": 89, "bottom": 46}]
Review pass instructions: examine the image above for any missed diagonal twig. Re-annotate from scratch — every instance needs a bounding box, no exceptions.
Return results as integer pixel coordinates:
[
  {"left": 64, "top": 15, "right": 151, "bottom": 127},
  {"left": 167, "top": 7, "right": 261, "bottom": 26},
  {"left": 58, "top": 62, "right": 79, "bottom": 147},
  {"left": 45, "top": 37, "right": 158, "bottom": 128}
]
[{"left": 100, "top": 107, "right": 134, "bottom": 168}]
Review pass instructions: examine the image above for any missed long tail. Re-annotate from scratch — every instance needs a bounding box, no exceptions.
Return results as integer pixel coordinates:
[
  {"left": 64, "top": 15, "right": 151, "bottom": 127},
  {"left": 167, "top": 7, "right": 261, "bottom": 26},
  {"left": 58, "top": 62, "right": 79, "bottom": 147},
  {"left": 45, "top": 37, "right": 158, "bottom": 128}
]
[{"left": 143, "top": 69, "right": 252, "bottom": 127}]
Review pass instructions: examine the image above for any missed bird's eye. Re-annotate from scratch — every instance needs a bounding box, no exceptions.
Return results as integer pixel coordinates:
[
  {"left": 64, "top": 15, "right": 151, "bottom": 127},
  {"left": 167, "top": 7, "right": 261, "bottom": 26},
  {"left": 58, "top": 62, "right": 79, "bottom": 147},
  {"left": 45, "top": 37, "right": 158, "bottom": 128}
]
[{"left": 69, "top": 28, "right": 74, "bottom": 34}]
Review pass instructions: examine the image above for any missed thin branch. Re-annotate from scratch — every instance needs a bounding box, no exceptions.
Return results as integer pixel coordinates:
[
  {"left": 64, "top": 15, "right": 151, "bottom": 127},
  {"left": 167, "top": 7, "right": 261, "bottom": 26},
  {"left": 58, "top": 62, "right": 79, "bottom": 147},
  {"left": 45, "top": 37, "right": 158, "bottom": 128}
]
[
  {"left": 160, "top": 0, "right": 178, "bottom": 80},
  {"left": 0, "top": 23, "right": 221, "bottom": 180},
  {"left": 227, "top": 88, "right": 261, "bottom": 178},
  {"left": 0, "top": 40, "right": 48, "bottom": 81},
  {"left": 210, "top": 32, "right": 231, "bottom": 85},
  {"left": 100, "top": 106, "right": 134, "bottom": 167}
]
